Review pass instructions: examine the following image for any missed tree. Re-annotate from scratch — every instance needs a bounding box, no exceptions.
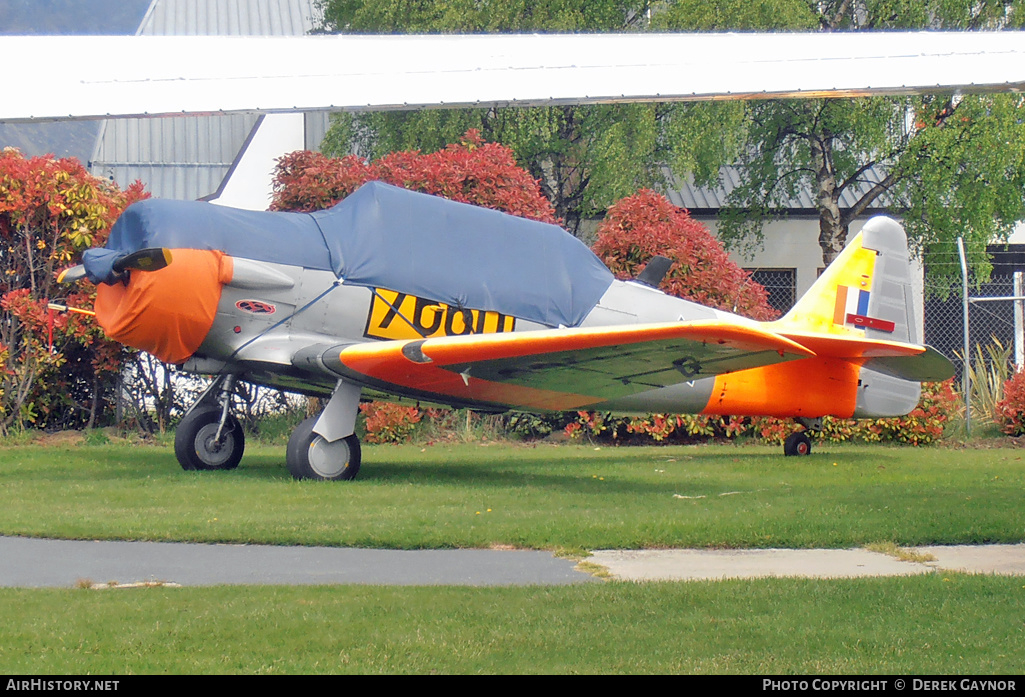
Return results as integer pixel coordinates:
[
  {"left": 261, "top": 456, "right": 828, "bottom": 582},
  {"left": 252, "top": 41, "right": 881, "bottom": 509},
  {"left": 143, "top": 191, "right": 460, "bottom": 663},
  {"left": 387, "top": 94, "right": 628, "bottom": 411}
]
[
  {"left": 0, "top": 148, "right": 145, "bottom": 433},
  {"left": 592, "top": 189, "right": 776, "bottom": 320},
  {"left": 317, "top": 0, "right": 693, "bottom": 235},
  {"left": 273, "top": 133, "right": 774, "bottom": 320},
  {"left": 272, "top": 129, "right": 559, "bottom": 221},
  {"left": 320, "top": 0, "right": 1025, "bottom": 284},
  {"left": 653, "top": 0, "right": 1025, "bottom": 285}
]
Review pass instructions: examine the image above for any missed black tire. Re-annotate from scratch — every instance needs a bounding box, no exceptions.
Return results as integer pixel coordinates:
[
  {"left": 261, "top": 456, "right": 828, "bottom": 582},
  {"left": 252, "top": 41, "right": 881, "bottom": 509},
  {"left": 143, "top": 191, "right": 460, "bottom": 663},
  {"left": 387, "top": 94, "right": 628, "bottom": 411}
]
[
  {"left": 174, "top": 406, "right": 245, "bottom": 471},
  {"left": 783, "top": 431, "right": 812, "bottom": 457},
  {"left": 286, "top": 414, "right": 361, "bottom": 481}
]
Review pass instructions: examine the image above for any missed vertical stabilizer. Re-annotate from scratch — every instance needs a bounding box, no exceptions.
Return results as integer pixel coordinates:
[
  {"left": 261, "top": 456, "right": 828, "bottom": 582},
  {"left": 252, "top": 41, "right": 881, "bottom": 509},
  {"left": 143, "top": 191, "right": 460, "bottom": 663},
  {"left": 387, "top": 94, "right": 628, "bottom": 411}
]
[{"left": 778, "top": 217, "right": 919, "bottom": 345}]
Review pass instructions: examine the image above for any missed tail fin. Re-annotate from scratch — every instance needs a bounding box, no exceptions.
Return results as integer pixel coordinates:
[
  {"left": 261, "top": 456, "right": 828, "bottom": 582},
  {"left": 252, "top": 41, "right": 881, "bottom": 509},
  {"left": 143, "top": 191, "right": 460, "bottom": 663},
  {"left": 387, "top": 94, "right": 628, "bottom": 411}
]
[
  {"left": 778, "top": 216, "right": 919, "bottom": 345},
  {"left": 766, "top": 217, "right": 953, "bottom": 414}
]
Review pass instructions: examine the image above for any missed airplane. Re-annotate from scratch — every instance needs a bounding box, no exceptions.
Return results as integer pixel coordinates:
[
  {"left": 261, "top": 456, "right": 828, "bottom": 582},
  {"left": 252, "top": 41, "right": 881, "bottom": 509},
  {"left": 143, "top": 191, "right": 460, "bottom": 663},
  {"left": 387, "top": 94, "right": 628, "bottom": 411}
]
[
  {"left": 58, "top": 180, "right": 955, "bottom": 480},
  {"left": 13, "top": 30, "right": 998, "bottom": 479}
]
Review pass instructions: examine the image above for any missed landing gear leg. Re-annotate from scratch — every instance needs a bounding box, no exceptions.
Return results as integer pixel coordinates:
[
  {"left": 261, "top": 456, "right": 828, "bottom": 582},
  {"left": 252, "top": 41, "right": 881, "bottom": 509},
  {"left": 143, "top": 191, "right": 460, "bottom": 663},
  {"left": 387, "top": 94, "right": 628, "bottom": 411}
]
[
  {"left": 286, "top": 380, "right": 362, "bottom": 481},
  {"left": 174, "top": 375, "right": 245, "bottom": 471},
  {"left": 783, "top": 417, "right": 821, "bottom": 457}
]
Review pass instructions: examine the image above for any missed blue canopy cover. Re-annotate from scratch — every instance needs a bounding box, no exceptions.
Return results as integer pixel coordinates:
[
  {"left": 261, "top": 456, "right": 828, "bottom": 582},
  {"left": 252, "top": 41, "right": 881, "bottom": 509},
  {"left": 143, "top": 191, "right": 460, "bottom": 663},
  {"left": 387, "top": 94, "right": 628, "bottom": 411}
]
[{"left": 83, "top": 182, "right": 614, "bottom": 328}]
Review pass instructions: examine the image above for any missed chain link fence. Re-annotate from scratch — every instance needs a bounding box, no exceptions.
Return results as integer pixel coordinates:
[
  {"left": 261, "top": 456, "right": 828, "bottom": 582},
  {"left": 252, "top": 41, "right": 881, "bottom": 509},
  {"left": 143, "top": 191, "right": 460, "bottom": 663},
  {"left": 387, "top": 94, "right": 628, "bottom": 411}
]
[{"left": 925, "top": 275, "right": 1017, "bottom": 372}]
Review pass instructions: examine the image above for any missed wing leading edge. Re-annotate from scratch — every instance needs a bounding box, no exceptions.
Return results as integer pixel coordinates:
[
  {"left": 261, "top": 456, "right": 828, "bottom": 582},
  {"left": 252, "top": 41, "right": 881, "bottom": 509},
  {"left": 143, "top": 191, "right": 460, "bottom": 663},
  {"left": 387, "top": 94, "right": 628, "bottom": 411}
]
[{"left": 329, "top": 321, "right": 815, "bottom": 412}]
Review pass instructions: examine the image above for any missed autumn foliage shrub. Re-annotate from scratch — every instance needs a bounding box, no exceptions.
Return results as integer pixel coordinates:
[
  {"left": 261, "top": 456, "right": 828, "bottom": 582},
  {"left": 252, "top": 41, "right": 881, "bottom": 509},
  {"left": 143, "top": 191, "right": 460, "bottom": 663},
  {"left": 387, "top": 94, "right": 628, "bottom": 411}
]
[
  {"left": 591, "top": 189, "right": 777, "bottom": 321},
  {"left": 572, "top": 191, "right": 779, "bottom": 443},
  {"left": 359, "top": 402, "right": 422, "bottom": 444},
  {"left": 0, "top": 148, "right": 146, "bottom": 433},
  {"left": 568, "top": 380, "right": 959, "bottom": 446},
  {"left": 272, "top": 129, "right": 558, "bottom": 223},
  {"left": 996, "top": 370, "right": 1025, "bottom": 436}
]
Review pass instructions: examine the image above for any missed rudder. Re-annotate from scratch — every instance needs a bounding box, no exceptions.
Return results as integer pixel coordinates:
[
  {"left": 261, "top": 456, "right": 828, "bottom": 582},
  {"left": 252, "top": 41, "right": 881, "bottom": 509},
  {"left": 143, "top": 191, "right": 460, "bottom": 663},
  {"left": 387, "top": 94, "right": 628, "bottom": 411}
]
[{"left": 779, "top": 216, "right": 919, "bottom": 345}]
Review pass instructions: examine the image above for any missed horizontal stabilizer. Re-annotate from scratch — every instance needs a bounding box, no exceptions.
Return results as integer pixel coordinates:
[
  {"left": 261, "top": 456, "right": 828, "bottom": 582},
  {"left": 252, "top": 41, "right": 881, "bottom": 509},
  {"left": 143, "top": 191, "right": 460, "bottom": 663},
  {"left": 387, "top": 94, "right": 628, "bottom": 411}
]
[
  {"left": 330, "top": 321, "right": 815, "bottom": 411},
  {"left": 862, "top": 346, "right": 955, "bottom": 382}
]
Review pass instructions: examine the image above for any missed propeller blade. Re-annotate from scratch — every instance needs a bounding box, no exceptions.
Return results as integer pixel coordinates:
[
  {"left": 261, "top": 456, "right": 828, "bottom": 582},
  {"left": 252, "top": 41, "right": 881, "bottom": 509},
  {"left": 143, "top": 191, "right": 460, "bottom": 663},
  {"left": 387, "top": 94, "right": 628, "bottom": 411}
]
[
  {"left": 112, "top": 248, "right": 173, "bottom": 274},
  {"left": 57, "top": 265, "right": 87, "bottom": 283}
]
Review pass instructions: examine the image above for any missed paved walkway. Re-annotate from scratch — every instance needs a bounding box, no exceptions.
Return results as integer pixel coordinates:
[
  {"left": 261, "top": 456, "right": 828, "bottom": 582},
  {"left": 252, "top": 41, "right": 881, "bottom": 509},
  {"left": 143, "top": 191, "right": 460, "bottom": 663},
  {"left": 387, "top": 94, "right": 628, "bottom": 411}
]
[
  {"left": 589, "top": 544, "right": 1025, "bottom": 581},
  {"left": 2, "top": 537, "right": 1023, "bottom": 588}
]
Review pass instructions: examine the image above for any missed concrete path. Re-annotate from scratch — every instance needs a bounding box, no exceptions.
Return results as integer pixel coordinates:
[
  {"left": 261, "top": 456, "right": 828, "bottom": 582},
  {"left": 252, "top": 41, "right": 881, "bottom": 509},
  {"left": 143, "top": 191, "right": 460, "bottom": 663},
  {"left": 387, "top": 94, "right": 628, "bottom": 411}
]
[
  {"left": 589, "top": 544, "right": 1025, "bottom": 581},
  {"left": 2, "top": 537, "right": 1023, "bottom": 588}
]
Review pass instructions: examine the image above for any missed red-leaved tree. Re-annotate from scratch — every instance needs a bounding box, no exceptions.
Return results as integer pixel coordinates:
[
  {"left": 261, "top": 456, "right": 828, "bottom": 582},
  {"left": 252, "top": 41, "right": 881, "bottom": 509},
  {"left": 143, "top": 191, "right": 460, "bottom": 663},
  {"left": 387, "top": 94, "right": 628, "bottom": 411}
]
[
  {"left": 272, "top": 130, "right": 558, "bottom": 223},
  {"left": 0, "top": 148, "right": 147, "bottom": 433},
  {"left": 592, "top": 189, "right": 777, "bottom": 321}
]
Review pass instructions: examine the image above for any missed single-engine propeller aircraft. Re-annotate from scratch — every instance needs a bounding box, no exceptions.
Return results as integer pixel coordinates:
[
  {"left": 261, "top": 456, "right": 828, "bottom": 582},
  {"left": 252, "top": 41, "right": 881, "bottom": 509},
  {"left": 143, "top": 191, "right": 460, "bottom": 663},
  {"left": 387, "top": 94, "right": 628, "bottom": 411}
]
[
  {"left": 9, "top": 31, "right": 999, "bottom": 480},
  {"left": 58, "top": 181, "right": 954, "bottom": 479}
]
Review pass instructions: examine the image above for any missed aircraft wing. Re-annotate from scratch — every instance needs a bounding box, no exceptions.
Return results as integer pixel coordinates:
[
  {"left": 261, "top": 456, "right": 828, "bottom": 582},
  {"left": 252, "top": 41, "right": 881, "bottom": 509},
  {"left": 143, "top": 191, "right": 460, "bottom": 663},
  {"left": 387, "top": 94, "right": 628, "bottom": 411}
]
[
  {"left": 325, "top": 321, "right": 815, "bottom": 412},
  {"left": 2, "top": 32, "right": 1023, "bottom": 123}
]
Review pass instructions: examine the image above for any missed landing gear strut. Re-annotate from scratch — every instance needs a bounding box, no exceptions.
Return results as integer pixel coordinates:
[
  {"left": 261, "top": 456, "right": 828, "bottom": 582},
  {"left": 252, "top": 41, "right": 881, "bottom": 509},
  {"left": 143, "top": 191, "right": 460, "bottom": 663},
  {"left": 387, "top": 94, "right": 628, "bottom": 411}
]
[
  {"left": 174, "top": 375, "right": 245, "bottom": 470},
  {"left": 783, "top": 418, "right": 821, "bottom": 457}
]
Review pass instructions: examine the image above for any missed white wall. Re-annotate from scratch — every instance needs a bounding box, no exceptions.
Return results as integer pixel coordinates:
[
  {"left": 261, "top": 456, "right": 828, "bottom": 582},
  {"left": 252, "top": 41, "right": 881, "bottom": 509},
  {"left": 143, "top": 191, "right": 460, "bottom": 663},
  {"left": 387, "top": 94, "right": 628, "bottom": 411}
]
[{"left": 209, "top": 113, "right": 306, "bottom": 211}]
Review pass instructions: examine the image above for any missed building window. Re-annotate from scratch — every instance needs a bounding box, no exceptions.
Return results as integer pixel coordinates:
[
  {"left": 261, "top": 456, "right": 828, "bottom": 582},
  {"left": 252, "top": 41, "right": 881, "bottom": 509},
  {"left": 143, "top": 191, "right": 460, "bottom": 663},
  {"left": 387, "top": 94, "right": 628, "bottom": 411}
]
[{"left": 746, "top": 268, "right": 797, "bottom": 314}]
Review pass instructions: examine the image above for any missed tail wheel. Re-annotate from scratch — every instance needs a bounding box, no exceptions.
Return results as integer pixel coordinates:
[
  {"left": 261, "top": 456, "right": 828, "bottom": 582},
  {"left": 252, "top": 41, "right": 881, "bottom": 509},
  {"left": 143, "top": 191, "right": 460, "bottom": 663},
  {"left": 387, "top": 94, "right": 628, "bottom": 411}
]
[
  {"left": 174, "top": 406, "right": 245, "bottom": 471},
  {"left": 783, "top": 431, "right": 812, "bottom": 457},
  {"left": 286, "top": 415, "right": 361, "bottom": 481}
]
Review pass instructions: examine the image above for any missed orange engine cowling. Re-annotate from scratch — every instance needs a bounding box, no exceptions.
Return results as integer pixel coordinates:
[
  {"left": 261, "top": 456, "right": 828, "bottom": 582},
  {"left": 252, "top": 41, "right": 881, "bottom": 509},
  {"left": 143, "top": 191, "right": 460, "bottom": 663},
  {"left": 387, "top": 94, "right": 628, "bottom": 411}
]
[{"left": 94, "top": 249, "right": 233, "bottom": 364}]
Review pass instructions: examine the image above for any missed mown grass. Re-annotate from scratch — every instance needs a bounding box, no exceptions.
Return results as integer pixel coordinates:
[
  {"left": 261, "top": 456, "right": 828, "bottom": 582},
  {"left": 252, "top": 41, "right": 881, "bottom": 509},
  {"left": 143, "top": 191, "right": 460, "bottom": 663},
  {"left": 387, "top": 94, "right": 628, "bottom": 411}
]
[
  {"left": 1, "top": 439, "right": 1023, "bottom": 674},
  {"left": 0, "top": 575, "right": 1022, "bottom": 674},
  {"left": 1, "top": 441, "right": 1023, "bottom": 550}
]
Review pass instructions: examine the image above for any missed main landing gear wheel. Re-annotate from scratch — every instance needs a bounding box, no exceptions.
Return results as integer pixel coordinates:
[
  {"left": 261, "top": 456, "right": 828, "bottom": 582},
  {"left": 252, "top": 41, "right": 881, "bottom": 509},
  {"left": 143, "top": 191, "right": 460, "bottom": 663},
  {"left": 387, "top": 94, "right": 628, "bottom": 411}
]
[
  {"left": 174, "top": 406, "right": 245, "bottom": 471},
  {"left": 783, "top": 431, "right": 812, "bottom": 457},
  {"left": 286, "top": 415, "right": 362, "bottom": 481}
]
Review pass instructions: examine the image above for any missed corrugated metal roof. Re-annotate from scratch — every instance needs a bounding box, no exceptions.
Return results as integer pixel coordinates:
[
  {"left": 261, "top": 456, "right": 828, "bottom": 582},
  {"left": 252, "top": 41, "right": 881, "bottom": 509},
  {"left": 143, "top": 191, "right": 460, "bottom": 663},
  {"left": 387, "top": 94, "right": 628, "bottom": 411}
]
[
  {"left": 90, "top": 0, "right": 321, "bottom": 201},
  {"left": 666, "top": 164, "right": 895, "bottom": 212},
  {"left": 137, "top": 0, "right": 321, "bottom": 36}
]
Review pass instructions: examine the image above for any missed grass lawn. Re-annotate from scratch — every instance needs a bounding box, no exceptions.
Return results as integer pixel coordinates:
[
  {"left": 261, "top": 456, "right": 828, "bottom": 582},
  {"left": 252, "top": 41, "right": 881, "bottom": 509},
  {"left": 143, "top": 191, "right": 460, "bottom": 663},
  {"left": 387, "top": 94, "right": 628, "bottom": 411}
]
[
  {"left": 1, "top": 439, "right": 1022, "bottom": 674},
  {"left": 1, "top": 575, "right": 1023, "bottom": 674},
  {"left": 0, "top": 441, "right": 1022, "bottom": 550}
]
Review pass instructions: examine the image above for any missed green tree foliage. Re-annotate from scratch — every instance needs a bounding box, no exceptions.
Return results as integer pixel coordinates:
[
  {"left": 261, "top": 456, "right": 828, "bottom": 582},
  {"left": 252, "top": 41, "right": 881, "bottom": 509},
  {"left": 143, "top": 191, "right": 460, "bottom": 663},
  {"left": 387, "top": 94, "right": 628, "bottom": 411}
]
[
  {"left": 318, "top": 0, "right": 693, "bottom": 234},
  {"left": 655, "top": 0, "right": 1025, "bottom": 286},
  {"left": 320, "top": 0, "right": 1025, "bottom": 286},
  {"left": 0, "top": 149, "right": 145, "bottom": 433}
]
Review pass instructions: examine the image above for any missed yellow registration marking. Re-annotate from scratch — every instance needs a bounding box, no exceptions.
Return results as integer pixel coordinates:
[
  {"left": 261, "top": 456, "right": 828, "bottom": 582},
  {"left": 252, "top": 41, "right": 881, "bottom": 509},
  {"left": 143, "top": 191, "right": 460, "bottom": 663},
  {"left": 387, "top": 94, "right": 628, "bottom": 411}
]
[{"left": 365, "top": 288, "right": 515, "bottom": 341}]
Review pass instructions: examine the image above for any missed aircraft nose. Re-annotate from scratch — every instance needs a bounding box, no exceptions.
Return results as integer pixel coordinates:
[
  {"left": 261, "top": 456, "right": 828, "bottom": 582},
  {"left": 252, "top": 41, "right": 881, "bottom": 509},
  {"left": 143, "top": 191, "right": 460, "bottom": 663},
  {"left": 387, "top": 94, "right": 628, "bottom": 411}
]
[{"left": 93, "top": 249, "right": 233, "bottom": 364}]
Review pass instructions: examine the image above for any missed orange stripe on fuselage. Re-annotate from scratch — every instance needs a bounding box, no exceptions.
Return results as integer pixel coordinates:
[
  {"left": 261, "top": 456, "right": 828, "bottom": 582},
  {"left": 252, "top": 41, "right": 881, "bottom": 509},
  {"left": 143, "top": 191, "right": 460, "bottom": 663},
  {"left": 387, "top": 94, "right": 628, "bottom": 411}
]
[{"left": 703, "top": 357, "right": 861, "bottom": 419}]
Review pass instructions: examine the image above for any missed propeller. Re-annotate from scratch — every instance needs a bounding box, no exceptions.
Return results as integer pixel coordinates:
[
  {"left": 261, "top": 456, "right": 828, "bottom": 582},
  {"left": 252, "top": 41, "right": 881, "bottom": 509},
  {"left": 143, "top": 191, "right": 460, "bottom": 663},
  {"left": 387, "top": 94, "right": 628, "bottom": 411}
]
[
  {"left": 57, "top": 266, "right": 87, "bottom": 283},
  {"left": 57, "top": 248, "right": 173, "bottom": 284}
]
